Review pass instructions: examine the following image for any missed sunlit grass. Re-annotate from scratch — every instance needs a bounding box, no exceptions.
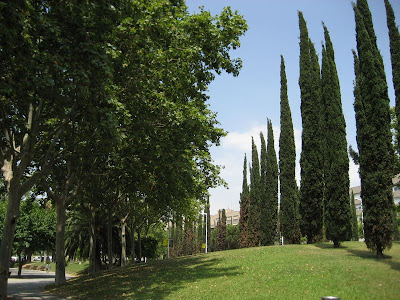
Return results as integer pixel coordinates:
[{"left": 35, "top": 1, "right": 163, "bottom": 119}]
[
  {"left": 45, "top": 241, "right": 400, "bottom": 299},
  {"left": 24, "top": 260, "right": 88, "bottom": 275}
]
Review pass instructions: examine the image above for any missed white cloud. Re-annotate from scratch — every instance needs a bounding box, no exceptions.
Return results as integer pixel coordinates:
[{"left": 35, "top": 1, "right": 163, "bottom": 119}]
[
  {"left": 221, "top": 125, "right": 265, "bottom": 151},
  {"left": 349, "top": 158, "right": 360, "bottom": 188}
]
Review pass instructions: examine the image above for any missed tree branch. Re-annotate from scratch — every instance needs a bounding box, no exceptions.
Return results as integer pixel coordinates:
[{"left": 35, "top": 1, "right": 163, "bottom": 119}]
[
  {"left": 21, "top": 102, "right": 34, "bottom": 155},
  {"left": 46, "top": 186, "right": 57, "bottom": 202},
  {"left": 42, "top": 124, "right": 64, "bottom": 166},
  {"left": 18, "top": 166, "right": 50, "bottom": 198},
  {"left": 65, "top": 185, "right": 80, "bottom": 207}
]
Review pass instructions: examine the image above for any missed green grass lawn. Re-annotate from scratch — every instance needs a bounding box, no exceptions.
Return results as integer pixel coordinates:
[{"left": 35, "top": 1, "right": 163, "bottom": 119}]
[
  {"left": 45, "top": 241, "right": 400, "bottom": 299},
  {"left": 23, "top": 260, "right": 88, "bottom": 276}
]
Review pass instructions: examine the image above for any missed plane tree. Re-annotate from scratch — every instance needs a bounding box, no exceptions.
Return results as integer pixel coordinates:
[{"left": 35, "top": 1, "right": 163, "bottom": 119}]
[
  {"left": 0, "top": 1, "right": 117, "bottom": 294},
  {"left": 1, "top": 1, "right": 247, "bottom": 295},
  {"left": 13, "top": 197, "right": 56, "bottom": 276}
]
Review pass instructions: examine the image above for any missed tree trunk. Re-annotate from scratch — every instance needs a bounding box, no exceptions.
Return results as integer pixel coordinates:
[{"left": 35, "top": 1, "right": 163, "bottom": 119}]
[
  {"left": 88, "top": 207, "right": 97, "bottom": 274},
  {"left": 17, "top": 254, "right": 22, "bottom": 277},
  {"left": 377, "top": 244, "right": 384, "bottom": 259},
  {"left": 137, "top": 229, "right": 142, "bottom": 262},
  {"left": 55, "top": 199, "right": 67, "bottom": 285},
  {"left": 121, "top": 221, "right": 127, "bottom": 267},
  {"left": 0, "top": 187, "right": 21, "bottom": 299},
  {"left": 130, "top": 223, "right": 136, "bottom": 263},
  {"left": 95, "top": 239, "right": 102, "bottom": 271},
  {"left": 107, "top": 207, "right": 113, "bottom": 270}
]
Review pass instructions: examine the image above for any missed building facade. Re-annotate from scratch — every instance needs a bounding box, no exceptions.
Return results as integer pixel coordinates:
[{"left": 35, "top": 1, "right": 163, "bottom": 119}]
[
  {"left": 350, "top": 175, "right": 400, "bottom": 222},
  {"left": 210, "top": 209, "right": 240, "bottom": 229}
]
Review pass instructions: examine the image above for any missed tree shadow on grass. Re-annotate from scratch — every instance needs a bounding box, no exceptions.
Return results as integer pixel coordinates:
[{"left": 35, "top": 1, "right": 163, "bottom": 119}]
[
  {"left": 74, "top": 267, "right": 89, "bottom": 276},
  {"left": 10, "top": 273, "right": 55, "bottom": 279},
  {"left": 345, "top": 248, "right": 400, "bottom": 272},
  {"left": 45, "top": 255, "right": 242, "bottom": 299},
  {"left": 313, "top": 243, "right": 348, "bottom": 249}
]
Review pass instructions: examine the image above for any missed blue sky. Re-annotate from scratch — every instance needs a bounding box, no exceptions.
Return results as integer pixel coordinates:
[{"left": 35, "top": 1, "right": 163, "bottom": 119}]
[{"left": 186, "top": 0, "right": 400, "bottom": 214}]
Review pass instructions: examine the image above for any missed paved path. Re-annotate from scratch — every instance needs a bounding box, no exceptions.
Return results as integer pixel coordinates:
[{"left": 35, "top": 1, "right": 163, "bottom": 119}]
[{"left": 8, "top": 268, "right": 73, "bottom": 299}]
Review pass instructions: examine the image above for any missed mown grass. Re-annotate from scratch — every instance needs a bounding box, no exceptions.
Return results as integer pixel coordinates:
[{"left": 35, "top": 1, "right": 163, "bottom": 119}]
[
  {"left": 24, "top": 261, "right": 88, "bottom": 275},
  {"left": 45, "top": 241, "right": 400, "bottom": 299}
]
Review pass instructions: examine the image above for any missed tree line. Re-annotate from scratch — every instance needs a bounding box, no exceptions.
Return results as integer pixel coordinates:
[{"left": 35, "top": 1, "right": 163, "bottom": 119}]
[
  {"left": 239, "top": 0, "right": 400, "bottom": 257},
  {"left": 0, "top": 1, "right": 247, "bottom": 298}
]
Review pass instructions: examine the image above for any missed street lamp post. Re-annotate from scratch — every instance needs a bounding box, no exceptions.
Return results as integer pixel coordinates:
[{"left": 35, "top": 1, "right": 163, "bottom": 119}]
[
  {"left": 205, "top": 212, "right": 208, "bottom": 254},
  {"left": 167, "top": 218, "right": 170, "bottom": 259},
  {"left": 202, "top": 211, "right": 208, "bottom": 254},
  {"left": 165, "top": 212, "right": 173, "bottom": 259}
]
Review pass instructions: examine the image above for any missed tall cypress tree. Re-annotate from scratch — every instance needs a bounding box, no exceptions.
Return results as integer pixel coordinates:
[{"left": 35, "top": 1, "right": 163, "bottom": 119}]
[
  {"left": 264, "top": 120, "right": 278, "bottom": 245},
  {"left": 321, "top": 24, "right": 351, "bottom": 248},
  {"left": 353, "top": 0, "right": 394, "bottom": 258},
  {"left": 259, "top": 132, "right": 268, "bottom": 245},
  {"left": 385, "top": 0, "right": 400, "bottom": 131},
  {"left": 197, "top": 214, "right": 203, "bottom": 252},
  {"left": 350, "top": 191, "right": 359, "bottom": 241},
  {"left": 216, "top": 209, "right": 226, "bottom": 251},
  {"left": 239, "top": 154, "right": 250, "bottom": 248},
  {"left": 385, "top": 0, "right": 400, "bottom": 242},
  {"left": 298, "top": 11, "right": 324, "bottom": 244},
  {"left": 222, "top": 209, "right": 227, "bottom": 235},
  {"left": 248, "top": 138, "right": 261, "bottom": 247},
  {"left": 279, "top": 55, "right": 299, "bottom": 244},
  {"left": 183, "top": 219, "right": 195, "bottom": 255}
]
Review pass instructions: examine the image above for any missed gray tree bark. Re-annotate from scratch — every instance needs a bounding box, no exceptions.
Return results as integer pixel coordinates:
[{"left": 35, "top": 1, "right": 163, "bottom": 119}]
[
  {"left": 107, "top": 207, "right": 113, "bottom": 270},
  {"left": 55, "top": 199, "right": 67, "bottom": 284},
  {"left": 130, "top": 222, "right": 136, "bottom": 263},
  {"left": 46, "top": 169, "right": 79, "bottom": 286},
  {"left": 120, "top": 213, "right": 129, "bottom": 267},
  {"left": 0, "top": 187, "right": 20, "bottom": 298},
  {"left": 17, "top": 254, "right": 22, "bottom": 277},
  {"left": 120, "top": 221, "right": 127, "bottom": 267},
  {"left": 88, "top": 207, "right": 97, "bottom": 274},
  {"left": 137, "top": 229, "right": 142, "bottom": 262},
  {"left": 0, "top": 102, "right": 59, "bottom": 299}
]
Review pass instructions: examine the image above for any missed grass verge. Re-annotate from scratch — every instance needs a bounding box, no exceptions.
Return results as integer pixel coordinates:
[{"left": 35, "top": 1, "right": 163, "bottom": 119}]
[
  {"left": 45, "top": 241, "right": 400, "bottom": 299},
  {"left": 23, "top": 261, "right": 88, "bottom": 276}
]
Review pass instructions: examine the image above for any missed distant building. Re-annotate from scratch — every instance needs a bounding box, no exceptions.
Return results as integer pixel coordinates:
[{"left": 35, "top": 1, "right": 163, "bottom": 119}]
[
  {"left": 210, "top": 209, "right": 240, "bottom": 229},
  {"left": 350, "top": 175, "right": 400, "bottom": 223}
]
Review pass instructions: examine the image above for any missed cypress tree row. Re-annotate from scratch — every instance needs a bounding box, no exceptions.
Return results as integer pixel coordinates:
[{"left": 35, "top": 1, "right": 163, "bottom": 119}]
[
  {"left": 197, "top": 214, "right": 203, "bottom": 251},
  {"left": 264, "top": 120, "right": 278, "bottom": 246},
  {"left": 259, "top": 132, "right": 269, "bottom": 245},
  {"left": 385, "top": 0, "right": 400, "bottom": 137},
  {"left": 298, "top": 11, "right": 324, "bottom": 244},
  {"left": 350, "top": 191, "right": 359, "bottom": 241},
  {"left": 279, "top": 55, "right": 300, "bottom": 244},
  {"left": 260, "top": 133, "right": 267, "bottom": 193},
  {"left": 183, "top": 220, "right": 196, "bottom": 255},
  {"left": 321, "top": 24, "right": 351, "bottom": 248},
  {"left": 239, "top": 154, "right": 250, "bottom": 248},
  {"left": 216, "top": 209, "right": 226, "bottom": 251},
  {"left": 353, "top": 0, "right": 394, "bottom": 257},
  {"left": 385, "top": 0, "right": 400, "bottom": 241},
  {"left": 248, "top": 138, "right": 261, "bottom": 247}
]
